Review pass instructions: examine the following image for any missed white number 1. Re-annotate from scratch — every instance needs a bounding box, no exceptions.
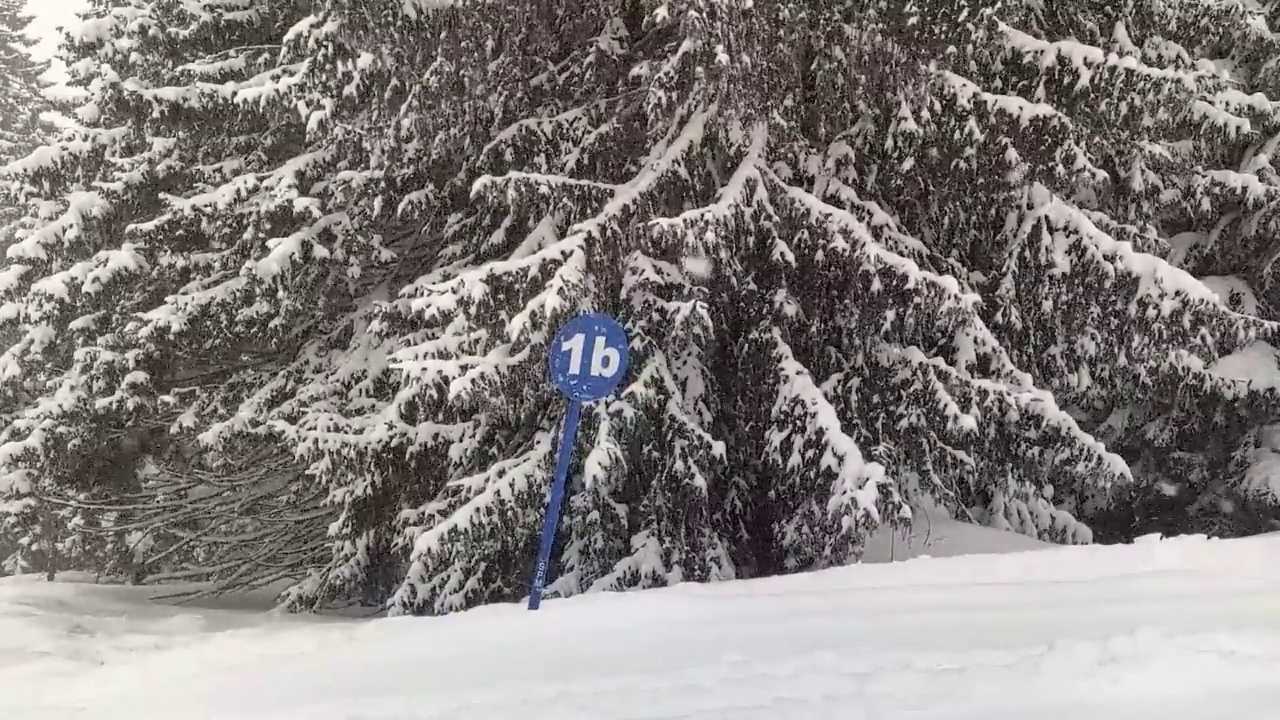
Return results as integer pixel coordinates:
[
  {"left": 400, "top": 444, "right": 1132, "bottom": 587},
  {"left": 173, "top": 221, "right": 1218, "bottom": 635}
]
[
  {"left": 562, "top": 333, "right": 587, "bottom": 375},
  {"left": 561, "top": 333, "right": 621, "bottom": 378}
]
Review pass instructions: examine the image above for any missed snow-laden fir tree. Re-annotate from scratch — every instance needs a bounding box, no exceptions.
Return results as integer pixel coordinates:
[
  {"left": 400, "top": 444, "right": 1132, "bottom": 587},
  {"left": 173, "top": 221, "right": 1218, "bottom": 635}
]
[
  {"left": 735, "top": 0, "right": 1280, "bottom": 540},
  {"left": 0, "top": 0, "right": 49, "bottom": 185},
  {"left": 918, "top": 0, "right": 1280, "bottom": 538},
  {"left": 6, "top": 0, "right": 1280, "bottom": 610},
  {"left": 215, "top": 0, "right": 1275, "bottom": 614},
  {"left": 1089, "top": 0, "right": 1280, "bottom": 536},
  {"left": 0, "top": 0, "right": 385, "bottom": 588},
  {"left": 0, "top": 0, "right": 54, "bottom": 575}
]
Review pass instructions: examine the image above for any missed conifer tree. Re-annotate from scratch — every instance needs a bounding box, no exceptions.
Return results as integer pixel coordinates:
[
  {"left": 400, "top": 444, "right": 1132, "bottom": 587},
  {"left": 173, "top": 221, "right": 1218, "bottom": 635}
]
[
  {"left": 6, "top": 0, "right": 1280, "bottom": 612},
  {"left": 0, "top": 0, "right": 53, "bottom": 575},
  {"left": 257, "top": 0, "right": 1241, "bottom": 614},
  {"left": 980, "top": 0, "right": 1280, "bottom": 537},
  {"left": 1103, "top": 0, "right": 1280, "bottom": 536},
  {"left": 285, "top": 0, "right": 1276, "bottom": 613},
  {"left": 0, "top": 0, "right": 48, "bottom": 177},
  {"left": 0, "top": 0, "right": 355, "bottom": 587}
]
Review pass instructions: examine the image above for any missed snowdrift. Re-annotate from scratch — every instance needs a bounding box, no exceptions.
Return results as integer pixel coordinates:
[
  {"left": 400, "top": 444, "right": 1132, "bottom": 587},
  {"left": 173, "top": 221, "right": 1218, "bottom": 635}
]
[{"left": 2, "top": 527, "right": 1279, "bottom": 719}]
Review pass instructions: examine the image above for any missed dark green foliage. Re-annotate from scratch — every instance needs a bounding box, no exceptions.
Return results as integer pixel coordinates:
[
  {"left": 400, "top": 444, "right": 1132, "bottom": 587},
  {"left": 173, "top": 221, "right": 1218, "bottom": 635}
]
[{"left": 4, "top": 0, "right": 1280, "bottom": 610}]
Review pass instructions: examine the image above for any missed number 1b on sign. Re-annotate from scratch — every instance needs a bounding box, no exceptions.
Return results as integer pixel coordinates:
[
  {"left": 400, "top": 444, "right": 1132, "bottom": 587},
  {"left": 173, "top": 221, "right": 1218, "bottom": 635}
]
[
  {"left": 548, "top": 314, "right": 630, "bottom": 403},
  {"left": 559, "top": 332, "right": 622, "bottom": 379}
]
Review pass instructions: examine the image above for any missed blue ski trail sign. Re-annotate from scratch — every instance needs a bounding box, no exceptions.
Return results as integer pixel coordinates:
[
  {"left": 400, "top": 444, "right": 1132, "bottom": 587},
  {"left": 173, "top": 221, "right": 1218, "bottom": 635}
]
[{"left": 528, "top": 313, "right": 630, "bottom": 610}]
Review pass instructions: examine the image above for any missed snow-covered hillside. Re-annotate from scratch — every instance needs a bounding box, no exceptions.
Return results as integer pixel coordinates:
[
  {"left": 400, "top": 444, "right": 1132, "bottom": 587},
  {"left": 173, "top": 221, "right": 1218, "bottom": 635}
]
[{"left": 2, "top": 527, "right": 1279, "bottom": 720}]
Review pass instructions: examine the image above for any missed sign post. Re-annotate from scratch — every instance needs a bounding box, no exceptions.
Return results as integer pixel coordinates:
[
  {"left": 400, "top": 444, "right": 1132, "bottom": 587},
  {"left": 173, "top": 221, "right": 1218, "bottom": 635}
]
[{"left": 528, "top": 313, "right": 630, "bottom": 611}]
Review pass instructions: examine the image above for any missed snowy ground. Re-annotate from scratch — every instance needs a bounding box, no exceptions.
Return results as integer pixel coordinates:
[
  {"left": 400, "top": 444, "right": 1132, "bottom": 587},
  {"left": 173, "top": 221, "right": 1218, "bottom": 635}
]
[{"left": 2, "top": 523, "right": 1280, "bottom": 720}]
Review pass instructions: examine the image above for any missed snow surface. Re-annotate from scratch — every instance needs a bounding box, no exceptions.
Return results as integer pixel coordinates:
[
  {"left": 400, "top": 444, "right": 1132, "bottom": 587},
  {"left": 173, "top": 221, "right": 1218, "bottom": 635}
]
[
  {"left": 1207, "top": 340, "right": 1280, "bottom": 389},
  {"left": 26, "top": 0, "right": 88, "bottom": 83},
  {"left": 3, "top": 528, "right": 1280, "bottom": 720},
  {"left": 1245, "top": 424, "right": 1280, "bottom": 501},
  {"left": 1200, "top": 275, "right": 1260, "bottom": 316}
]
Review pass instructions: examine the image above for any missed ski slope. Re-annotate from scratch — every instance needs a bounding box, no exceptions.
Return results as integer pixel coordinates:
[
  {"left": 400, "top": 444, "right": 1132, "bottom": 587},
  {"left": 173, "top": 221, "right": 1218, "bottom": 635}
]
[{"left": 2, "top": 526, "right": 1279, "bottom": 720}]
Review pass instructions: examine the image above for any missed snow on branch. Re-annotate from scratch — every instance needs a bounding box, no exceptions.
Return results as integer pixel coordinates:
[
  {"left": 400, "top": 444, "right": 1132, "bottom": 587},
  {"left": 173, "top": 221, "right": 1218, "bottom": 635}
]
[
  {"left": 25, "top": 244, "right": 149, "bottom": 302},
  {"left": 770, "top": 173, "right": 979, "bottom": 309},
  {"left": 877, "top": 340, "right": 1130, "bottom": 482},
  {"left": 6, "top": 192, "right": 109, "bottom": 262},
  {"left": 763, "top": 328, "right": 897, "bottom": 567},
  {"left": 391, "top": 429, "right": 555, "bottom": 614},
  {"left": 3, "top": 129, "right": 130, "bottom": 177},
  {"left": 1018, "top": 184, "right": 1229, "bottom": 309},
  {"left": 938, "top": 70, "right": 1067, "bottom": 128},
  {"left": 1193, "top": 169, "right": 1280, "bottom": 207},
  {"left": 998, "top": 22, "right": 1206, "bottom": 87},
  {"left": 650, "top": 120, "right": 769, "bottom": 233},
  {"left": 400, "top": 102, "right": 719, "bottom": 354}
]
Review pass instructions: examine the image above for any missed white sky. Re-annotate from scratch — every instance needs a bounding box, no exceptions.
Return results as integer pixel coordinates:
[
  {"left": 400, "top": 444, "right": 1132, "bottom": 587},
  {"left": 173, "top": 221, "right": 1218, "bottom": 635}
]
[{"left": 26, "top": 0, "right": 88, "bottom": 79}]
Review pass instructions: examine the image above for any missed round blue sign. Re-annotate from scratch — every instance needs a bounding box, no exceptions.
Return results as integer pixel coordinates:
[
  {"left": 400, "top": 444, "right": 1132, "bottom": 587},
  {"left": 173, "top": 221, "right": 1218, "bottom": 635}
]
[{"left": 548, "top": 313, "right": 630, "bottom": 402}]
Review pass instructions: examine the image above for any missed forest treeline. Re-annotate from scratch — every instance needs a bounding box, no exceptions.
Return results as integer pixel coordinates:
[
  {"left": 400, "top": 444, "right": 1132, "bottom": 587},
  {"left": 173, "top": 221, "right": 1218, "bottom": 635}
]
[{"left": 2, "top": 0, "right": 1280, "bottom": 614}]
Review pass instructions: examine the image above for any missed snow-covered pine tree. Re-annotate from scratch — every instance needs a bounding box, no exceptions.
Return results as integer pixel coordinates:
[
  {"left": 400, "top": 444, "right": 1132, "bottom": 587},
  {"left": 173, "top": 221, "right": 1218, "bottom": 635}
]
[
  {"left": 0, "top": 0, "right": 49, "bottom": 190},
  {"left": 0, "top": 0, "right": 54, "bottom": 575},
  {"left": 236, "top": 0, "right": 1257, "bottom": 615},
  {"left": 0, "top": 0, "right": 386, "bottom": 589},
  {"left": 315, "top": 0, "right": 1280, "bottom": 613},
  {"left": 762, "top": 0, "right": 1280, "bottom": 540},
  {"left": 920, "top": 0, "right": 1280, "bottom": 538},
  {"left": 1097, "top": 0, "right": 1280, "bottom": 535},
  {"left": 7, "top": 0, "right": 1280, "bottom": 611}
]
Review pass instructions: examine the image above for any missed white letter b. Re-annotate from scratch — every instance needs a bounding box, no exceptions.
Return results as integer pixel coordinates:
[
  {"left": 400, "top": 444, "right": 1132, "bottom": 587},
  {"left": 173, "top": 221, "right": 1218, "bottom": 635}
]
[{"left": 590, "top": 336, "right": 620, "bottom": 377}]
